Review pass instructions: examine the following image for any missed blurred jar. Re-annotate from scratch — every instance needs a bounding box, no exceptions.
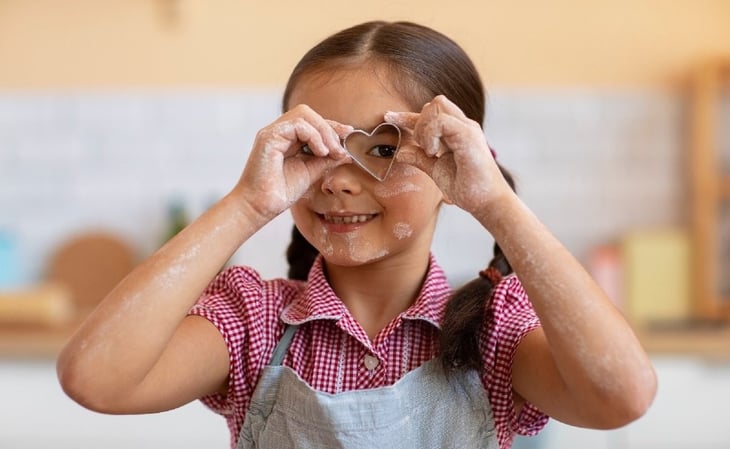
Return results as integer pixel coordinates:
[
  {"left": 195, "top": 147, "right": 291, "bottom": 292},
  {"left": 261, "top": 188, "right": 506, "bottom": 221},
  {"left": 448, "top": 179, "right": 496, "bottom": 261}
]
[
  {"left": 0, "top": 229, "right": 20, "bottom": 289},
  {"left": 164, "top": 199, "right": 189, "bottom": 243}
]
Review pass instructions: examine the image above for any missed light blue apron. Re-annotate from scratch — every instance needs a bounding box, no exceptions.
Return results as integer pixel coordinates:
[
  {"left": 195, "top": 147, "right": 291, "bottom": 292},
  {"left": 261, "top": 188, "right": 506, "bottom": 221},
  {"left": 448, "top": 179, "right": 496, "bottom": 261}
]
[{"left": 237, "top": 325, "right": 499, "bottom": 449}]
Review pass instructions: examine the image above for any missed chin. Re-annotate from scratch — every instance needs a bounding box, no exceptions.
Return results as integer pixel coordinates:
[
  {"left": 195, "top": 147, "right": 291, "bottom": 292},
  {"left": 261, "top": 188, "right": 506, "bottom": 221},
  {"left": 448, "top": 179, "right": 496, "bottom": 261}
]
[{"left": 321, "top": 247, "right": 391, "bottom": 267}]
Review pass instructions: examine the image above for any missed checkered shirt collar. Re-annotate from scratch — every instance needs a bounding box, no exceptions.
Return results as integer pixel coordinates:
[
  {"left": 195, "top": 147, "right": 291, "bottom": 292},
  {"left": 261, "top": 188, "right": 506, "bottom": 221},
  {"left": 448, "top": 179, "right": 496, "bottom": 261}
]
[{"left": 280, "top": 254, "right": 451, "bottom": 329}]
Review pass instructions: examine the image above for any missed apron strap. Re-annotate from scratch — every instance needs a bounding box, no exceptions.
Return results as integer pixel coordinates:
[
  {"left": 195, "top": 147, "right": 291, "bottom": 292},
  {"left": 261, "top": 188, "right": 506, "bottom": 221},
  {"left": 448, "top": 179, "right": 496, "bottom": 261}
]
[{"left": 269, "top": 324, "right": 300, "bottom": 366}]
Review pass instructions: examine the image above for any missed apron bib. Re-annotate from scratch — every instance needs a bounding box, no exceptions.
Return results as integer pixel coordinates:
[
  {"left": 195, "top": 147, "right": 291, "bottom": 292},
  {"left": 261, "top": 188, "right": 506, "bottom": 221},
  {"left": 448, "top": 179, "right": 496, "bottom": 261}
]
[{"left": 237, "top": 325, "right": 499, "bottom": 449}]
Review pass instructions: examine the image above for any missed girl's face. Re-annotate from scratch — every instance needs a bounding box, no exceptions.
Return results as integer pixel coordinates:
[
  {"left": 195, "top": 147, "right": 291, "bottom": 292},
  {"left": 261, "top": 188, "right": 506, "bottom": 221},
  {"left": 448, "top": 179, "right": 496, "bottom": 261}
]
[{"left": 287, "top": 65, "right": 444, "bottom": 267}]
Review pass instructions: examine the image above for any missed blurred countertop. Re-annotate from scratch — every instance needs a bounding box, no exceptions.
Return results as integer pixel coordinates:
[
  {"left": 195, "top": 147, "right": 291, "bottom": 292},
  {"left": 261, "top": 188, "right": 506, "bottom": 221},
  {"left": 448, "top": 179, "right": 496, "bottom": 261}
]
[
  {"left": 0, "top": 283, "right": 81, "bottom": 359},
  {"left": 0, "top": 321, "right": 79, "bottom": 359},
  {"left": 636, "top": 321, "right": 730, "bottom": 360},
  {"left": 1, "top": 283, "right": 729, "bottom": 360},
  {"left": 2, "top": 316, "right": 730, "bottom": 361}
]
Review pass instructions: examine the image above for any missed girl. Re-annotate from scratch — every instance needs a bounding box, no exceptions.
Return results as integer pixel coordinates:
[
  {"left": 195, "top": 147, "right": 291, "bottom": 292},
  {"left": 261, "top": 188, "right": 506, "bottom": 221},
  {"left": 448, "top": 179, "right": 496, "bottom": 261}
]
[{"left": 57, "top": 21, "right": 657, "bottom": 449}]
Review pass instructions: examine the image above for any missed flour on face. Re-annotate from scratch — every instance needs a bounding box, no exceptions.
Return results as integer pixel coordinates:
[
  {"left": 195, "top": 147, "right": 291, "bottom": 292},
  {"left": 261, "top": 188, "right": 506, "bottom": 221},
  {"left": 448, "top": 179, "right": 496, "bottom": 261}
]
[
  {"left": 317, "top": 229, "right": 334, "bottom": 256},
  {"left": 393, "top": 222, "right": 413, "bottom": 240},
  {"left": 374, "top": 181, "right": 421, "bottom": 198},
  {"left": 339, "top": 231, "right": 388, "bottom": 263}
]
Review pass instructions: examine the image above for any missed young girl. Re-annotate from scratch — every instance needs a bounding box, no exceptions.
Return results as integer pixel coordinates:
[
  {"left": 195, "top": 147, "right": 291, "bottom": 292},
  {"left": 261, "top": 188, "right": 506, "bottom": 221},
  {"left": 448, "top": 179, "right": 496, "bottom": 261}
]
[{"left": 57, "top": 21, "right": 657, "bottom": 449}]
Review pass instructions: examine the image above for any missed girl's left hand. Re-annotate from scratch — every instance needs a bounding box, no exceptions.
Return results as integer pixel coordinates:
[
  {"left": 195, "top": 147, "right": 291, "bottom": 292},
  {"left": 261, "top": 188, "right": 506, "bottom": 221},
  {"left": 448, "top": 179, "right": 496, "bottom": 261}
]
[{"left": 384, "top": 95, "right": 512, "bottom": 214}]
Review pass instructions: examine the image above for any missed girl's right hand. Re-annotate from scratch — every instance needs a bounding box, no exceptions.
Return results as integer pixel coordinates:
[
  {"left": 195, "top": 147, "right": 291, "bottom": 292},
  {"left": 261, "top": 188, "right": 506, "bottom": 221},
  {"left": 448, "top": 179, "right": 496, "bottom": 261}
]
[{"left": 233, "top": 105, "right": 352, "bottom": 224}]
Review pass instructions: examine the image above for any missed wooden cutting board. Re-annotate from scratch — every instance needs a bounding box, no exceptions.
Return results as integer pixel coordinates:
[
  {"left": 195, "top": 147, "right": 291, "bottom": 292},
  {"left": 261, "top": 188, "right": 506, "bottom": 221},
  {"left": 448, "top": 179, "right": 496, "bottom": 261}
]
[
  {"left": 46, "top": 232, "right": 136, "bottom": 314},
  {"left": 0, "top": 282, "right": 74, "bottom": 326}
]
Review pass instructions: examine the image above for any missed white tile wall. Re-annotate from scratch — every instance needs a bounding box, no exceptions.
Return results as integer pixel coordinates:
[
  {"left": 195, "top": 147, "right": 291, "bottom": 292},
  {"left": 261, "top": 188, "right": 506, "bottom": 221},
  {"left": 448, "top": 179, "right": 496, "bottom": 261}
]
[
  {"left": 485, "top": 89, "right": 686, "bottom": 260},
  {"left": 0, "top": 88, "right": 687, "bottom": 286}
]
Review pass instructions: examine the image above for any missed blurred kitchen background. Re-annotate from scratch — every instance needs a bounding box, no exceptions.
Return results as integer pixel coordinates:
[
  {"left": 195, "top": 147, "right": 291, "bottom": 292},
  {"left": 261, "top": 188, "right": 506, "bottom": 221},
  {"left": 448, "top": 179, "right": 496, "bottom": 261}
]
[{"left": 1, "top": 1, "right": 730, "bottom": 448}]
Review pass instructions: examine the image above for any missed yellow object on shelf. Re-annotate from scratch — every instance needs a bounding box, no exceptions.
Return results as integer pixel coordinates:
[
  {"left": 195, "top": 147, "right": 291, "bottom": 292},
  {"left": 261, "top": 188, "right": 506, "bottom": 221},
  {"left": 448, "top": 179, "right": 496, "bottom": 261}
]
[
  {"left": 0, "top": 283, "right": 75, "bottom": 326},
  {"left": 622, "top": 228, "right": 691, "bottom": 325}
]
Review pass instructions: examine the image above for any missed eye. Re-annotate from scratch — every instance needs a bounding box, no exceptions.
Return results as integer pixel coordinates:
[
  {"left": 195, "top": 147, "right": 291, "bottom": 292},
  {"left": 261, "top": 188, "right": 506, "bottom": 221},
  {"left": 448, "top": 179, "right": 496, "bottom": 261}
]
[
  {"left": 367, "top": 144, "right": 397, "bottom": 159},
  {"left": 300, "top": 143, "right": 314, "bottom": 155}
]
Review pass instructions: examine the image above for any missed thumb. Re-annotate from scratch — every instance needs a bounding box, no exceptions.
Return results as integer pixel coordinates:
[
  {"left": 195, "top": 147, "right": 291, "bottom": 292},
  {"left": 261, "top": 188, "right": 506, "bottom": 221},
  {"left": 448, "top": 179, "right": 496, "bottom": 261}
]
[
  {"left": 395, "top": 145, "right": 455, "bottom": 205},
  {"left": 395, "top": 144, "right": 435, "bottom": 177},
  {"left": 384, "top": 111, "right": 419, "bottom": 130}
]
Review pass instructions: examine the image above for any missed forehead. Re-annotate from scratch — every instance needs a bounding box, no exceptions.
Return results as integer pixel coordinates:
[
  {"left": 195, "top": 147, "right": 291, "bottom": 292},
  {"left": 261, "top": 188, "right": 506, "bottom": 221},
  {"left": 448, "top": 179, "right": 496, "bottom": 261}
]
[{"left": 286, "top": 66, "right": 415, "bottom": 131}]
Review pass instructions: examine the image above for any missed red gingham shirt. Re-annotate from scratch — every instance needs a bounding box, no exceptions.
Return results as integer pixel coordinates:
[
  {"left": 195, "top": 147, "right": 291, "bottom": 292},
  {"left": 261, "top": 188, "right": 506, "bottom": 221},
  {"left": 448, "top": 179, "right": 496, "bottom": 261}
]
[{"left": 190, "top": 254, "right": 548, "bottom": 449}]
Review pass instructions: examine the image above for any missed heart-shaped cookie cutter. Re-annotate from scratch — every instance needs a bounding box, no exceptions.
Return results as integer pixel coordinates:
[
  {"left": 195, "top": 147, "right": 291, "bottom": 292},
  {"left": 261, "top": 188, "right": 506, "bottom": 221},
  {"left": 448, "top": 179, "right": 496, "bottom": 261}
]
[{"left": 342, "top": 122, "right": 401, "bottom": 182}]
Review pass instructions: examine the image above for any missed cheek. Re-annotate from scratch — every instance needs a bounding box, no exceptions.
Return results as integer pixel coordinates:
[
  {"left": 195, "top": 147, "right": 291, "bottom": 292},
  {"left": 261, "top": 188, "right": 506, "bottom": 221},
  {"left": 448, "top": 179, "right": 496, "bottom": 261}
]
[
  {"left": 378, "top": 167, "right": 442, "bottom": 237},
  {"left": 392, "top": 222, "right": 414, "bottom": 240},
  {"left": 386, "top": 199, "right": 438, "bottom": 245},
  {"left": 290, "top": 200, "right": 335, "bottom": 256},
  {"left": 391, "top": 163, "right": 421, "bottom": 179},
  {"left": 289, "top": 202, "right": 308, "bottom": 229},
  {"left": 290, "top": 195, "right": 316, "bottom": 230},
  {"left": 374, "top": 181, "right": 421, "bottom": 199},
  {"left": 374, "top": 163, "right": 434, "bottom": 199}
]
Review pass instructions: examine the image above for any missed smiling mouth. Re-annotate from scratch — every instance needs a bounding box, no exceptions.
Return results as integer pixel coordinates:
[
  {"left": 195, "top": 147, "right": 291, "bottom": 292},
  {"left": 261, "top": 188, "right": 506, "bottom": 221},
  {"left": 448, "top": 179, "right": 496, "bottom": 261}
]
[{"left": 321, "top": 213, "right": 377, "bottom": 224}]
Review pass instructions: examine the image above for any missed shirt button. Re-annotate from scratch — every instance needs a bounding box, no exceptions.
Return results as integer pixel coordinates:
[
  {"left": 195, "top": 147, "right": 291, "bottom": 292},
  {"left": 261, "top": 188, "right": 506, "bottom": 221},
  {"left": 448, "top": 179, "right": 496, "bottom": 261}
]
[{"left": 363, "top": 354, "right": 379, "bottom": 371}]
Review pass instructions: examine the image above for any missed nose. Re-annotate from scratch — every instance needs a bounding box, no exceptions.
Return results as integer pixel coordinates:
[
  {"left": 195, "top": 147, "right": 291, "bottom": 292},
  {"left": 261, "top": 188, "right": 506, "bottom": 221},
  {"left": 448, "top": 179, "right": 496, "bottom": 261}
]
[{"left": 320, "top": 165, "right": 363, "bottom": 196}]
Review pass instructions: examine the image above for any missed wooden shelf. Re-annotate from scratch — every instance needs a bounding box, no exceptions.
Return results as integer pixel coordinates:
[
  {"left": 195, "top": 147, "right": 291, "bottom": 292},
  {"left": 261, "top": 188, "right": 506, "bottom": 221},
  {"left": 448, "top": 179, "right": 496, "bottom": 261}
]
[
  {"left": 638, "top": 323, "right": 730, "bottom": 360},
  {"left": 3, "top": 321, "right": 729, "bottom": 361},
  {"left": 0, "top": 319, "right": 83, "bottom": 359},
  {"left": 689, "top": 61, "right": 730, "bottom": 321}
]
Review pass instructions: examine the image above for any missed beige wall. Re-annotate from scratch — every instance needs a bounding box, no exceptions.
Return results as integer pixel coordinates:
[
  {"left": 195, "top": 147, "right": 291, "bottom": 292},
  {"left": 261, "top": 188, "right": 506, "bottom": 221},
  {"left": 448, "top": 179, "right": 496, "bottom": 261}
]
[{"left": 1, "top": 0, "right": 729, "bottom": 89}]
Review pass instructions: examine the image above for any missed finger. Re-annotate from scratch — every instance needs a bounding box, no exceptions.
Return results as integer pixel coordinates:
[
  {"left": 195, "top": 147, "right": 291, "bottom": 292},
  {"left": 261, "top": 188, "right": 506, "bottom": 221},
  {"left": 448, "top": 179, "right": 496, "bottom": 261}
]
[
  {"left": 414, "top": 103, "right": 445, "bottom": 157},
  {"left": 395, "top": 144, "right": 436, "bottom": 177},
  {"left": 385, "top": 96, "right": 470, "bottom": 131},
  {"left": 280, "top": 119, "right": 346, "bottom": 161},
  {"left": 287, "top": 105, "right": 348, "bottom": 159},
  {"left": 385, "top": 109, "right": 444, "bottom": 157},
  {"left": 325, "top": 120, "right": 354, "bottom": 160},
  {"left": 303, "top": 152, "right": 351, "bottom": 179},
  {"left": 271, "top": 118, "right": 331, "bottom": 158},
  {"left": 384, "top": 111, "right": 419, "bottom": 131},
  {"left": 301, "top": 112, "right": 346, "bottom": 159},
  {"left": 415, "top": 104, "right": 483, "bottom": 158},
  {"left": 434, "top": 112, "right": 479, "bottom": 153},
  {"left": 326, "top": 119, "right": 354, "bottom": 139},
  {"left": 429, "top": 95, "right": 469, "bottom": 122}
]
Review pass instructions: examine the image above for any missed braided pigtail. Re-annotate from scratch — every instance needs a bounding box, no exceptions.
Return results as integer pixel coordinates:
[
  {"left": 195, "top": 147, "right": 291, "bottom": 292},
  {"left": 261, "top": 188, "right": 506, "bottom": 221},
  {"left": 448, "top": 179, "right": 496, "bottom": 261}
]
[
  {"left": 286, "top": 226, "right": 319, "bottom": 281},
  {"left": 439, "top": 163, "right": 516, "bottom": 372}
]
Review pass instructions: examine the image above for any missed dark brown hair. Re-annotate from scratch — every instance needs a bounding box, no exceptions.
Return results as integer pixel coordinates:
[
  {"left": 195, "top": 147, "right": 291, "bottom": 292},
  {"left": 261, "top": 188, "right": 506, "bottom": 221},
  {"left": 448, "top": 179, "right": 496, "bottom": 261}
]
[{"left": 283, "top": 21, "right": 516, "bottom": 372}]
